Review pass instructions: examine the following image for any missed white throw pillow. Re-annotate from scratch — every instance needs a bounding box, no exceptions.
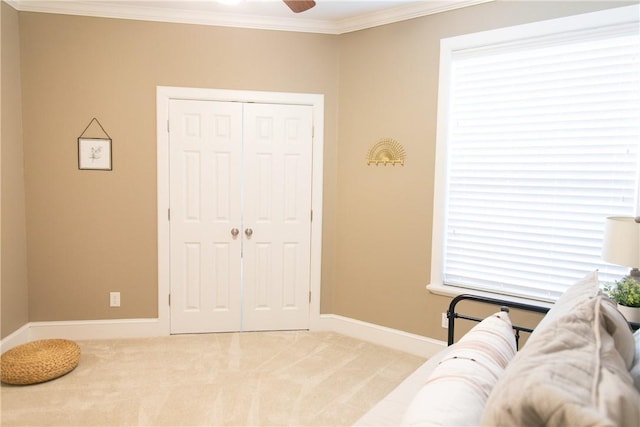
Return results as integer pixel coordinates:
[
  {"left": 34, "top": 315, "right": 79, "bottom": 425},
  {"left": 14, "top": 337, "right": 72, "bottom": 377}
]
[
  {"left": 482, "top": 293, "right": 640, "bottom": 427},
  {"left": 535, "top": 270, "right": 599, "bottom": 331},
  {"left": 402, "top": 311, "right": 516, "bottom": 426},
  {"left": 536, "top": 270, "right": 634, "bottom": 368}
]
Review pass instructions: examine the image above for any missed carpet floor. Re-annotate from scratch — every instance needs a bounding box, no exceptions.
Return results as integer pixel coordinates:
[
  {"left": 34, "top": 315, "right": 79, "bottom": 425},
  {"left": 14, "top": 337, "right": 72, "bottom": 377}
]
[{"left": 0, "top": 331, "right": 425, "bottom": 426}]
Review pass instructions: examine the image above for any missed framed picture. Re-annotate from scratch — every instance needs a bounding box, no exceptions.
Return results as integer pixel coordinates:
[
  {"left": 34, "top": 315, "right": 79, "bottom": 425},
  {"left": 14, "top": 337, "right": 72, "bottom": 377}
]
[{"left": 78, "top": 137, "right": 112, "bottom": 170}]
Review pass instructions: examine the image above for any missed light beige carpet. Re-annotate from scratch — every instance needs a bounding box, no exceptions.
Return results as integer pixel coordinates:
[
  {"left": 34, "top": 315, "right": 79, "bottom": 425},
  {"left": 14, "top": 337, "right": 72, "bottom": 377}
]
[{"left": 0, "top": 331, "right": 425, "bottom": 426}]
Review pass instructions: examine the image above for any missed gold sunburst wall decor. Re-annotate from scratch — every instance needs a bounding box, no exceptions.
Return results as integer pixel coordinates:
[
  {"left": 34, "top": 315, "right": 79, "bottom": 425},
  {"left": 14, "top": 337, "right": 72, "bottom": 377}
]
[{"left": 367, "top": 138, "right": 406, "bottom": 166}]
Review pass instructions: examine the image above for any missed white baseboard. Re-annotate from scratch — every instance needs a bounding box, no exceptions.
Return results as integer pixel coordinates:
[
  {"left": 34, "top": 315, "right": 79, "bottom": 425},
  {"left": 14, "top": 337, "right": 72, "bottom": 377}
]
[
  {"left": 28, "top": 318, "right": 167, "bottom": 341},
  {"left": 0, "top": 318, "right": 167, "bottom": 352},
  {"left": 317, "top": 314, "right": 445, "bottom": 358},
  {"left": 0, "top": 324, "right": 31, "bottom": 353},
  {"left": 1, "top": 315, "right": 445, "bottom": 358}
]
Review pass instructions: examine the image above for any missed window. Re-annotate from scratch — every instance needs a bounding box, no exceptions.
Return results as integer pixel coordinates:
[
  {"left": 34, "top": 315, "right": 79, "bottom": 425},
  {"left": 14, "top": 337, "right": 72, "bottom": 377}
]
[{"left": 431, "top": 5, "right": 640, "bottom": 302}]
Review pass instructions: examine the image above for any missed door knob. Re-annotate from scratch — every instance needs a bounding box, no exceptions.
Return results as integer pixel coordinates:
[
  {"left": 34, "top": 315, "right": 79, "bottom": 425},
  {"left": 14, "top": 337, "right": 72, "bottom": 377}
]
[
  {"left": 245, "top": 228, "right": 253, "bottom": 238},
  {"left": 231, "top": 228, "right": 239, "bottom": 237}
]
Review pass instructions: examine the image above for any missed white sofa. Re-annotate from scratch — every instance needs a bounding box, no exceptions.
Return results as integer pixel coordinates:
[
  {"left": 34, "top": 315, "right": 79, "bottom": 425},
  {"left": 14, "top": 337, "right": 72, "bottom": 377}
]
[{"left": 355, "top": 271, "right": 640, "bottom": 426}]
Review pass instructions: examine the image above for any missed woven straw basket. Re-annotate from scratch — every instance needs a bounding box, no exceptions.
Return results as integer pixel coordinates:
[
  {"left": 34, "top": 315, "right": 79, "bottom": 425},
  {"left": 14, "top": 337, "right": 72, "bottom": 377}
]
[{"left": 1, "top": 339, "right": 80, "bottom": 385}]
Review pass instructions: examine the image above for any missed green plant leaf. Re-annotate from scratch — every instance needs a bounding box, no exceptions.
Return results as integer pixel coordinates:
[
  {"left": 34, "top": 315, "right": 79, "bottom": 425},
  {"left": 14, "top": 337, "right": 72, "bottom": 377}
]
[{"left": 604, "top": 277, "right": 640, "bottom": 307}]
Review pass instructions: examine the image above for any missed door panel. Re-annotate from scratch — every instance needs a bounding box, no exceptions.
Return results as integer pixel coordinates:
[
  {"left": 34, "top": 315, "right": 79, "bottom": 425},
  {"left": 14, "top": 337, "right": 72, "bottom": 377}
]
[
  {"left": 242, "top": 103, "right": 313, "bottom": 331},
  {"left": 169, "top": 100, "right": 243, "bottom": 334},
  {"left": 169, "top": 100, "right": 312, "bottom": 333}
]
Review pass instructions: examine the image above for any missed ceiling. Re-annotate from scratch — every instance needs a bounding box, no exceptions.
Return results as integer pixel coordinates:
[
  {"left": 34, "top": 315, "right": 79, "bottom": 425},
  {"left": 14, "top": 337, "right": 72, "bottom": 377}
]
[{"left": 6, "top": 0, "right": 493, "bottom": 34}]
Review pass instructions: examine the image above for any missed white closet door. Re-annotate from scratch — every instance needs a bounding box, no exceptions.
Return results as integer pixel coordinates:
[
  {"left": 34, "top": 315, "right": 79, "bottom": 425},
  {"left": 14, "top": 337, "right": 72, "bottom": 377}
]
[
  {"left": 241, "top": 103, "right": 313, "bottom": 331},
  {"left": 169, "top": 99, "right": 243, "bottom": 334}
]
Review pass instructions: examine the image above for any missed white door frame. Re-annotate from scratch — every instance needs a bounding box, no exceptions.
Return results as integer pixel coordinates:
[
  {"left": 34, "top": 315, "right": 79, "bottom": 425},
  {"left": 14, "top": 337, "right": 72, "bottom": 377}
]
[{"left": 156, "top": 86, "right": 324, "bottom": 335}]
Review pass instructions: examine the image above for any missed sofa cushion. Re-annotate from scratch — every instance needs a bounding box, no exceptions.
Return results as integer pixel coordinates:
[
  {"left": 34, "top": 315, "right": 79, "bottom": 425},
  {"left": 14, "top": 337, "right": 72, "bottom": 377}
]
[
  {"left": 482, "top": 288, "right": 640, "bottom": 426},
  {"left": 534, "top": 270, "right": 599, "bottom": 330},
  {"left": 402, "top": 311, "right": 516, "bottom": 426},
  {"left": 632, "top": 329, "right": 640, "bottom": 392},
  {"left": 535, "top": 270, "right": 634, "bottom": 367}
]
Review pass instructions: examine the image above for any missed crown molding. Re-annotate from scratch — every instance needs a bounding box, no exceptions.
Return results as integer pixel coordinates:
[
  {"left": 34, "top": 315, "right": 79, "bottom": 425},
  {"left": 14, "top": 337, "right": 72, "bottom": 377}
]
[
  {"left": 7, "top": 0, "right": 334, "bottom": 33},
  {"left": 6, "top": 0, "right": 493, "bottom": 34},
  {"left": 3, "top": 0, "right": 19, "bottom": 9},
  {"left": 337, "top": 0, "right": 493, "bottom": 34}
]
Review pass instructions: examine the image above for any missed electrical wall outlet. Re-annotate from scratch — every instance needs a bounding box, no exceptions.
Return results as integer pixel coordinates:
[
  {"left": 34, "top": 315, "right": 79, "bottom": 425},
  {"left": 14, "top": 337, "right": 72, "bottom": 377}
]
[
  {"left": 110, "top": 292, "right": 121, "bottom": 307},
  {"left": 441, "top": 312, "right": 448, "bottom": 329}
]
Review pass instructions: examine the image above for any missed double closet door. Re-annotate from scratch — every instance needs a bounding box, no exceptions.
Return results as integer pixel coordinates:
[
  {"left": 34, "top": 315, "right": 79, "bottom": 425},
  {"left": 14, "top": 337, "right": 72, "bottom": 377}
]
[{"left": 169, "top": 99, "right": 313, "bottom": 334}]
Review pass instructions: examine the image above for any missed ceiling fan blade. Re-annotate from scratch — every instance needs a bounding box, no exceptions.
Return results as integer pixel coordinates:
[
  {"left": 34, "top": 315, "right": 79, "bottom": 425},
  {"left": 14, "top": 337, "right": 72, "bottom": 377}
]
[{"left": 283, "top": 0, "right": 316, "bottom": 13}]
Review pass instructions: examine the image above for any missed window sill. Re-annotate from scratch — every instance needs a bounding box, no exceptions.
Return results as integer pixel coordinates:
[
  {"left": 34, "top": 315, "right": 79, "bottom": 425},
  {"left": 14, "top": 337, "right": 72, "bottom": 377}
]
[{"left": 426, "top": 283, "right": 554, "bottom": 310}]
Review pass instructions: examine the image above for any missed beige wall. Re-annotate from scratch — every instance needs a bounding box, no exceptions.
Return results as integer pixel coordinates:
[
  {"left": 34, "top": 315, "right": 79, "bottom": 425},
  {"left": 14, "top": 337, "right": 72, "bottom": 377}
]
[
  {"left": 17, "top": 12, "right": 339, "bottom": 322},
  {"left": 2, "top": 0, "right": 633, "bottom": 340},
  {"left": 335, "top": 0, "right": 635, "bottom": 341},
  {"left": 1, "top": 1, "right": 29, "bottom": 338}
]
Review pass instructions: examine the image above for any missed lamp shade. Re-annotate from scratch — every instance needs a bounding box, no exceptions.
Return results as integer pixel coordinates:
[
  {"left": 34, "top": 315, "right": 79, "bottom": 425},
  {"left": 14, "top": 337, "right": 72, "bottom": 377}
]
[{"left": 602, "top": 217, "right": 640, "bottom": 268}]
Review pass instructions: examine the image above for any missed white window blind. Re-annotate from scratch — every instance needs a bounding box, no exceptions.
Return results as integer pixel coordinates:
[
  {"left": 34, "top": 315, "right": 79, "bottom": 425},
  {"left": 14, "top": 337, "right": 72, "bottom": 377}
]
[{"left": 441, "top": 18, "right": 640, "bottom": 301}]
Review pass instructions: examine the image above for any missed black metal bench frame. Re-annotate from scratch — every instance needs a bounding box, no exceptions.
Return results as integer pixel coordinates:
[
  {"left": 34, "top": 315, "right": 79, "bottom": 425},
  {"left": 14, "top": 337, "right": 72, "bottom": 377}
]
[{"left": 446, "top": 293, "right": 639, "bottom": 349}]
